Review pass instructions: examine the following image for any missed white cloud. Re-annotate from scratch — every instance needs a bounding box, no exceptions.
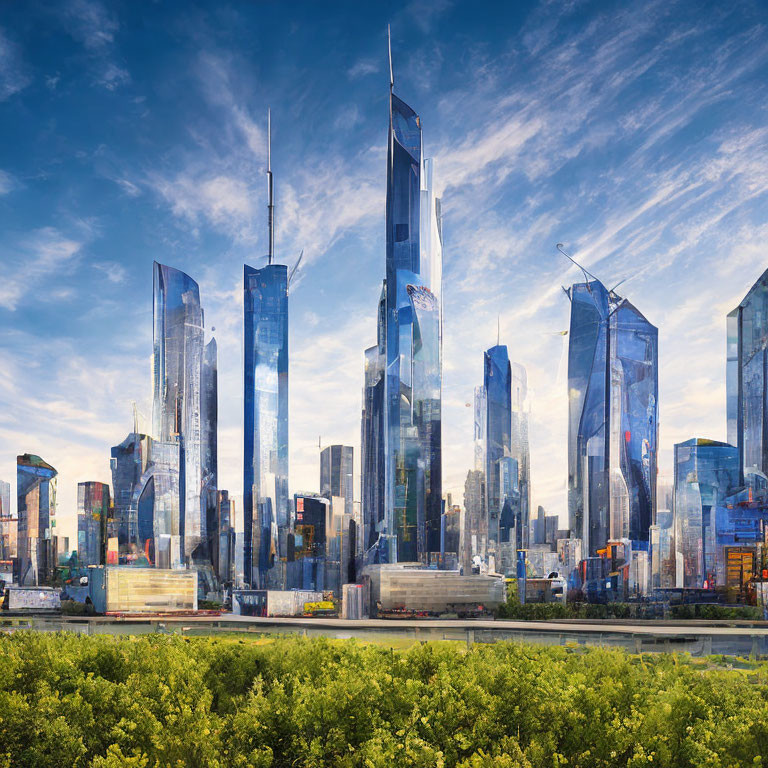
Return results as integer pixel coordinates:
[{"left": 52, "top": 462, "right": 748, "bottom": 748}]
[
  {"left": 0, "top": 228, "right": 84, "bottom": 311},
  {"left": 0, "top": 170, "right": 14, "bottom": 194},
  {"left": 0, "top": 28, "right": 31, "bottom": 100}
]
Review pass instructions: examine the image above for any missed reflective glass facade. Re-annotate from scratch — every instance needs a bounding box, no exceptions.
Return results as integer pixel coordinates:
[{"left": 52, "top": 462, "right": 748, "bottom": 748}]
[
  {"left": 485, "top": 344, "right": 512, "bottom": 551},
  {"left": 566, "top": 280, "right": 658, "bottom": 555},
  {"left": 320, "top": 445, "right": 353, "bottom": 517},
  {"left": 244, "top": 263, "right": 289, "bottom": 587},
  {"left": 510, "top": 362, "right": 531, "bottom": 547},
  {"left": 727, "top": 267, "right": 768, "bottom": 486},
  {"left": 361, "top": 341, "right": 386, "bottom": 559},
  {"left": 153, "top": 262, "right": 216, "bottom": 567},
  {"left": 77, "top": 481, "right": 110, "bottom": 566},
  {"left": 674, "top": 438, "right": 739, "bottom": 588},
  {"left": 111, "top": 432, "right": 181, "bottom": 566},
  {"left": 378, "top": 88, "right": 443, "bottom": 563},
  {"left": 0, "top": 478, "right": 15, "bottom": 561},
  {"left": 17, "top": 454, "right": 57, "bottom": 585}
]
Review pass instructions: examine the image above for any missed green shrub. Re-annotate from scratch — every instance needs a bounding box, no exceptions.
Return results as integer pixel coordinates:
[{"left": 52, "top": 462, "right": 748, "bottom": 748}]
[{"left": 0, "top": 632, "right": 767, "bottom": 766}]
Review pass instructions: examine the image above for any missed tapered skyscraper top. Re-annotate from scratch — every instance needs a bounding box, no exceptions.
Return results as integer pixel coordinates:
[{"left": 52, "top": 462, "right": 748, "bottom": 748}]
[{"left": 267, "top": 108, "right": 274, "bottom": 265}]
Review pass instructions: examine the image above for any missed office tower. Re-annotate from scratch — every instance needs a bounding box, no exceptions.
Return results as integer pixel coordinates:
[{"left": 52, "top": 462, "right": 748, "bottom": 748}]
[
  {"left": 214, "top": 490, "right": 235, "bottom": 586},
  {"left": 202, "top": 338, "right": 218, "bottom": 562},
  {"left": 111, "top": 431, "right": 180, "bottom": 565},
  {"left": 244, "top": 114, "right": 289, "bottom": 588},
  {"left": 510, "top": 362, "right": 531, "bottom": 547},
  {"left": 16, "top": 454, "right": 57, "bottom": 585},
  {"left": 727, "top": 266, "right": 768, "bottom": 487},
  {"left": 362, "top": 340, "right": 386, "bottom": 560},
  {"left": 321, "top": 445, "right": 354, "bottom": 516},
  {"left": 0, "top": 479, "right": 15, "bottom": 561},
  {"left": 361, "top": 43, "right": 443, "bottom": 565},
  {"left": 77, "top": 481, "right": 110, "bottom": 566},
  {"left": 566, "top": 278, "right": 658, "bottom": 556},
  {"left": 463, "top": 469, "right": 487, "bottom": 563},
  {"left": 674, "top": 438, "right": 739, "bottom": 588},
  {"left": 484, "top": 344, "right": 512, "bottom": 552},
  {"left": 153, "top": 262, "right": 216, "bottom": 567},
  {"left": 473, "top": 385, "right": 487, "bottom": 472},
  {"left": 649, "top": 508, "right": 675, "bottom": 590},
  {"left": 290, "top": 493, "right": 330, "bottom": 591}
]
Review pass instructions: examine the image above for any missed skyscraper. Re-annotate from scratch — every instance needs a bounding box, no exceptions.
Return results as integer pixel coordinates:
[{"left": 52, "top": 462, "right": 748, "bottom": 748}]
[
  {"left": 77, "top": 481, "right": 110, "bottom": 567},
  {"left": 153, "top": 262, "right": 216, "bottom": 567},
  {"left": 566, "top": 278, "right": 658, "bottom": 556},
  {"left": 510, "top": 362, "right": 531, "bottom": 547},
  {"left": 320, "top": 445, "right": 354, "bottom": 517},
  {"left": 0, "top": 478, "right": 14, "bottom": 561},
  {"left": 17, "top": 454, "right": 57, "bottom": 585},
  {"left": 727, "top": 266, "right": 768, "bottom": 487},
  {"left": 485, "top": 344, "right": 512, "bottom": 552},
  {"left": 361, "top": 340, "right": 386, "bottom": 559},
  {"left": 243, "top": 112, "right": 289, "bottom": 588},
  {"left": 463, "top": 469, "right": 487, "bottom": 563},
  {"left": 111, "top": 431, "right": 180, "bottom": 566},
  {"left": 674, "top": 439, "right": 739, "bottom": 588},
  {"left": 361, "top": 38, "right": 443, "bottom": 564}
]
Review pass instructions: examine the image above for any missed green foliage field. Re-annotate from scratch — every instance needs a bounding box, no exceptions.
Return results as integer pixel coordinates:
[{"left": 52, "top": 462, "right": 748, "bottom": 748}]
[{"left": 0, "top": 632, "right": 767, "bottom": 767}]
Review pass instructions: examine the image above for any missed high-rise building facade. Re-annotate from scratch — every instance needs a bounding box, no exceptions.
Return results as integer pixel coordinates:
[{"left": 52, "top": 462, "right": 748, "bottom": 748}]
[
  {"left": 0, "top": 479, "right": 15, "bottom": 561},
  {"left": 111, "top": 432, "right": 181, "bottom": 566},
  {"left": 566, "top": 279, "right": 658, "bottom": 556},
  {"left": 77, "top": 481, "right": 110, "bottom": 567},
  {"left": 463, "top": 469, "right": 486, "bottom": 564},
  {"left": 321, "top": 445, "right": 354, "bottom": 517},
  {"left": 17, "top": 454, "right": 57, "bottom": 585},
  {"left": 510, "top": 362, "right": 531, "bottom": 547},
  {"left": 484, "top": 344, "right": 512, "bottom": 552},
  {"left": 152, "top": 262, "right": 217, "bottom": 567},
  {"left": 361, "top": 341, "right": 386, "bottom": 559},
  {"left": 361, "top": 64, "right": 443, "bottom": 565},
  {"left": 727, "top": 266, "right": 768, "bottom": 487},
  {"left": 674, "top": 438, "right": 739, "bottom": 589},
  {"left": 243, "top": 263, "right": 289, "bottom": 587}
]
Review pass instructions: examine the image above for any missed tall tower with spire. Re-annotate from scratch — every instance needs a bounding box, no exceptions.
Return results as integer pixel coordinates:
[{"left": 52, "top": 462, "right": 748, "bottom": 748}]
[
  {"left": 362, "top": 28, "right": 444, "bottom": 564},
  {"left": 243, "top": 111, "right": 289, "bottom": 587}
]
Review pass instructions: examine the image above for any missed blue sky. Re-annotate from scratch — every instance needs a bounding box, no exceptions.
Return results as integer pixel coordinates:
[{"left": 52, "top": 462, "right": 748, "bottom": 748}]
[{"left": 2, "top": 0, "right": 768, "bottom": 542}]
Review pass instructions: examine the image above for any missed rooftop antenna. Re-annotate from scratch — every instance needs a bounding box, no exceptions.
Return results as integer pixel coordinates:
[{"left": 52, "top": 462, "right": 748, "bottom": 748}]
[
  {"left": 556, "top": 243, "right": 599, "bottom": 287},
  {"left": 131, "top": 401, "right": 138, "bottom": 435},
  {"left": 388, "top": 24, "right": 394, "bottom": 90},
  {"left": 267, "top": 108, "right": 274, "bottom": 265}
]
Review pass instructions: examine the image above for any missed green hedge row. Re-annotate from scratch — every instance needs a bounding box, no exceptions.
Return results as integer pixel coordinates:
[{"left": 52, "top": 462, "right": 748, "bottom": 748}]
[
  {"left": 0, "top": 632, "right": 767, "bottom": 767},
  {"left": 496, "top": 600, "right": 764, "bottom": 621}
]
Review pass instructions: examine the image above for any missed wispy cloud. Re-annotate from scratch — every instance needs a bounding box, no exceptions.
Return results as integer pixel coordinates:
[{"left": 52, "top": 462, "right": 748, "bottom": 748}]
[
  {"left": 0, "top": 227, "right": 85, "bottom": 311},
  {"left": 0, "top": 170, "right": 15, "bottom": 195},
  {"left": 0, "top": 27, "right": 31, "bottom": 100}
]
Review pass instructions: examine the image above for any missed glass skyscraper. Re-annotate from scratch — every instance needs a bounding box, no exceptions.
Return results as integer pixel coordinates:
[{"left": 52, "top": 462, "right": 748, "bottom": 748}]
[
  {"left": 674, "top": 438, "right": 739, "bottom": 588},
  {"left": 484, "top": 344, "right": 512, "bottom": 552},
  {"left": 361, "top": 65, "right": 443, "bottom": 564},
  {"left": 320, "top": 445, "right": 354, "bottom": 517},
  {"left": 510, "top": 362, "right": 531, "bottom": 547},
  {"left": 152, "top": 262, "right": 217, "bottom": 567},
  {"left": 727, "top": 266, "right": 768, "bottom": 487},
  {"left": 566, "top": 279, "right": 658, "bottom": 556},
  {"left": 111, "top": 431, "right": 181, "bottom": 566},
  {"left": 0, "top": 478, "right": 15, "bottom": 561},
  {"left": 17, "top": 454, "right": 57, "bottom": 585},
  {"left": 77, "top": 481, "right": 110, "bottom": 567},
  {"left": 243, "top": 264, "right": 289, "bottom": 587}
]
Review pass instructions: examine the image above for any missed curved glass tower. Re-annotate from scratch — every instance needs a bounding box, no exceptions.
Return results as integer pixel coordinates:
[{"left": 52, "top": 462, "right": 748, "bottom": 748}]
[
  {"left": 727, "top": 266, "right": 768, "bottom": 486},
  {"left": 17, "top": 453, "right": 57, "bottom": 585},
  {"left": 566, "top": 280, "right": 658, "bottom": 555},
  {"left": 152, "top": 262, "right": 215, "bottom": 567},
  {"left": 244, "top": 262, "right": 289, "bottom": 587},
  {"left": 674, "top": 438, "right": 739, "bottom": 588},
  {"left": 379, "top": 81, "right": 443, "bottom": 564}
]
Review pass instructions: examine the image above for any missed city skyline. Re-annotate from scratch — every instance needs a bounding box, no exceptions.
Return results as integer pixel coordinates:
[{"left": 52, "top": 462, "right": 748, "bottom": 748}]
[{"left": 2, "top": 1, "right": 768, "bottom": 544}]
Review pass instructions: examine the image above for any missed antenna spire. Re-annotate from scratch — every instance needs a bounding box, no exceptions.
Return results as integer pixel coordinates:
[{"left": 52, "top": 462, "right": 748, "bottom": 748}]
[
  {"left": 267, "top": 108, "right": 274, "bottom": 265},
  {"left": 388, "top": 24, "right": 394, "bottom": 90},
  {"left": 556, "top": 243, "right": 599, "bottom": 286}
]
